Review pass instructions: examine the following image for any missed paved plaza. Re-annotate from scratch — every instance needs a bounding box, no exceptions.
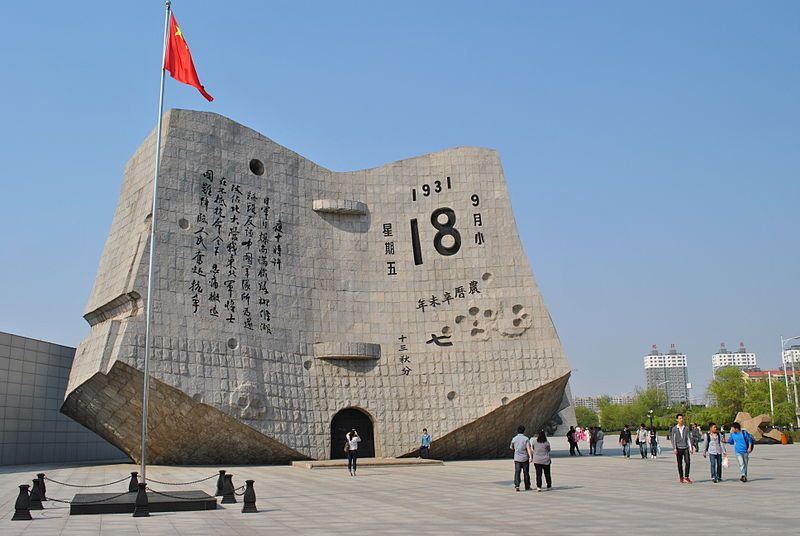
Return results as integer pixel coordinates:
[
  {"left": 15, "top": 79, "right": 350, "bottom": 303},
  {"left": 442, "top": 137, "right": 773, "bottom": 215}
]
[{"left": 2, "top": 439, "right": 798, "bottom": 535}]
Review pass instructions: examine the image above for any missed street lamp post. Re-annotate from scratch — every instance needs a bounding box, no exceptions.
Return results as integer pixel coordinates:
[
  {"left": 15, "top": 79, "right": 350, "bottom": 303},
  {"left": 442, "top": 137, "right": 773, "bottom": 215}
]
[
  {"left": 653, "top": 380, "right": 669, "bottom": 405},
  {"left": 646, "top": 381, "right": 668, "bottom": 431},
  {"left": 768, "top": 370, "right": 775, "bottom": 419},
  {"left": 781, "top": 335, "right": 800, "bottom": 427}
]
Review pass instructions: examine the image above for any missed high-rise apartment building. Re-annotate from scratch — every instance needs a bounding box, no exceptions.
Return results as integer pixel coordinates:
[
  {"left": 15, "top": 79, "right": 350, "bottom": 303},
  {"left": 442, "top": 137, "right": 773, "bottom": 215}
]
[
  {"left": 783, "top": 345, "right": 800, "bottom": 368},
  {"left": 712, "top": 342, "right": 758, "bottom": 372},
  {"left": 644, "top": 344, "right": 690, "bottom": 405}
]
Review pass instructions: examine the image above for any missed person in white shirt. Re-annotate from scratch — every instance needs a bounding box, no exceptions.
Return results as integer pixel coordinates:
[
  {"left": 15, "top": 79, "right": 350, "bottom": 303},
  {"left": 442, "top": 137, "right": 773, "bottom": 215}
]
[
  {"left": 509, "top": 425, "right": 532, "bottom": 491},
  {"left": 345, "top": 429, "right": 361, "bottom": 476},
  {"left": 670, "top": 413, "right": 696, "bottom": 483},
  {"left": 636, "top": 423, "right": 650, "bottom": 459}
]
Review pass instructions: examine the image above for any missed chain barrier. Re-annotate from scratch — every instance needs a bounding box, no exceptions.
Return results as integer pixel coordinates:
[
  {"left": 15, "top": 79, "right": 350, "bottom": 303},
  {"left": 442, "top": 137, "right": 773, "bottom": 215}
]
[
  {"left": 44, "top": 476, "right": 130, "bottom": 488},
  {"left": 44, "top": 491, "right": 132, "bottom": 505},
  {"left": 234, "top": 485, "right": 247, "bottom": 496},
  {"left": 145, "top": 474, "right": 218, "bottom": 486}
]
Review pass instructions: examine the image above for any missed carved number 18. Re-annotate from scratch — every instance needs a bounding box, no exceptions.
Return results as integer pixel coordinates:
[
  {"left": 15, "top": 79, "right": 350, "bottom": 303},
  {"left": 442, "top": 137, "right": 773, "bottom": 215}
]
[{"left": 410, "top": 207, "right": 462, "bottom": 265}]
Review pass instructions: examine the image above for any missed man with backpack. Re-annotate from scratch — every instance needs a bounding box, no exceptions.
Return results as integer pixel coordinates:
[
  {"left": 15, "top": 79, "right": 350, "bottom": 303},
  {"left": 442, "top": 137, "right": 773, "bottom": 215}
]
[
  {"left": 701, "top": 422, "right": 727, "bottom": 483},
  {"left": 726, "top": 422, "right": 754, "bottom": 482}
]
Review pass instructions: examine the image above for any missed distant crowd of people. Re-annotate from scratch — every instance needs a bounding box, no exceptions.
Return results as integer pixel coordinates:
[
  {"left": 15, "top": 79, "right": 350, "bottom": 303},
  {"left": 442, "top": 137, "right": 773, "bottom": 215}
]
[
  {"left": 342, "top": 414, "right": 756, "bottom": 490},
  {"left": 566, "top": 425, "right": 619, "bottom": 456},
  {"left": 505, "top": 413, "right": 757, "bottom": 492},
  {"left": 565, "top": 413, "right": 756, "bottom": 484}
]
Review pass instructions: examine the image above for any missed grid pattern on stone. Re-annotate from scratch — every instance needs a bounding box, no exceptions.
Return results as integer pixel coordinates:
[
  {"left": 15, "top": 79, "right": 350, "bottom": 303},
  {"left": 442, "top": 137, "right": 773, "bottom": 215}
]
[
  {"left": 0, "top": 331, "right": 126, "bottom": 465},
  {"left": 64, "top": 110, "right": 574, "bottom": 462}
]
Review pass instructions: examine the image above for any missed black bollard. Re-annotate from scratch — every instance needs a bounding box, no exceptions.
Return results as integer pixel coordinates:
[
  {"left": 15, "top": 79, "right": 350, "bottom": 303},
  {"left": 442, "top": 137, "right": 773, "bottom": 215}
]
[
  {"left": 12, "top": 484, "right": 32, "bottom": 521},
  {"left": 29, "top": 478, "right": 44, "bottom": 510},
  {"left": 37, "top": 473, "right": 47, "bottom": 502},
  {"left": 221, "top": 473, "right": 236, "bottom": 504},
  {"left": 132, "top": 483, "right": 149, "bottom": 517},
  {"left": 241, "top": 479, "right": 257, "bottom": 513},
  {"left": 128, "top": 472, "right": 139, "bottom": 493},
  {"left": 215, "top": 470, "right": 226, "bottom": 497}
]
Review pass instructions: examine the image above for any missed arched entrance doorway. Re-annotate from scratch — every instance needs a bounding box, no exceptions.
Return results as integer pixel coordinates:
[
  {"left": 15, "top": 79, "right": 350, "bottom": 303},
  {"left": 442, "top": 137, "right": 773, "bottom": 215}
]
[{"left": 330, "top": 407, "right": 375, "bottom": 459}]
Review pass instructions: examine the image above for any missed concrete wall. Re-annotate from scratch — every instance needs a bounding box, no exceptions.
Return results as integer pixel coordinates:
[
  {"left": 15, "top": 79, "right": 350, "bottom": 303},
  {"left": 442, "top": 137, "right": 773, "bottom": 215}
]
[{"left": 0, "top": 331, "right": 127, "bottom": 465}]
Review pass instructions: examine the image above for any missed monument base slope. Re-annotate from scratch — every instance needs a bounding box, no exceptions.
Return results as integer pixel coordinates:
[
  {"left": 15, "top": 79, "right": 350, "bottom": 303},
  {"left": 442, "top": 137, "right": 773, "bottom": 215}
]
[{"left": 61, "top": 361, "right": 310, "bottom": 465}]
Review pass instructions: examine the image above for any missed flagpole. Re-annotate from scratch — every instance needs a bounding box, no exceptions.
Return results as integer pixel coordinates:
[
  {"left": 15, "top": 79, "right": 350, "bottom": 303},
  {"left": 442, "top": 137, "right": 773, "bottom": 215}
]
[{"left": 141, "top": 0, "right": 172, "bottom": 484}]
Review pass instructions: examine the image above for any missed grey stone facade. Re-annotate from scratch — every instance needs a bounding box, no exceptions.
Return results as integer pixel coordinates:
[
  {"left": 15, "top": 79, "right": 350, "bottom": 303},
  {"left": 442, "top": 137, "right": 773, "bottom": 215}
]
[
  {"left": 63, "top": 109, "right": 574, "bottom": 463},
  {"left": 0, "top": 331, "right": 126, "bottom": 465}
]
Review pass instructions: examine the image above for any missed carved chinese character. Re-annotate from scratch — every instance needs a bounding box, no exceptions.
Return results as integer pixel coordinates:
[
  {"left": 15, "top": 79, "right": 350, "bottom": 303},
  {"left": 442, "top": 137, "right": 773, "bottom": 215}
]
[
  {"left": 469, "top": 280, "right": 480, "bottom": 294},
  {"left": 426, "top": 333, "right": 453, "bottom": 347}
]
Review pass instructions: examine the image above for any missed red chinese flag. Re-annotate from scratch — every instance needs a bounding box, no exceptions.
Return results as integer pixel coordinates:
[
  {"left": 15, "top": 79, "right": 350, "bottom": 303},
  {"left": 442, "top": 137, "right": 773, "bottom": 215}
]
[{"left": 164, "top": 13, "right": 214, "bottom": 102}]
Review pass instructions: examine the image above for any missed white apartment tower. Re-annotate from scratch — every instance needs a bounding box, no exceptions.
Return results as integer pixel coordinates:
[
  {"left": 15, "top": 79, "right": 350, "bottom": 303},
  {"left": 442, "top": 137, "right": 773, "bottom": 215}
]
[
  {"left": 783, "top": 345, "right": 800, "bottom": 368},
  {"left": 712, "top": 342, "right": 758, "bottom": 372}
]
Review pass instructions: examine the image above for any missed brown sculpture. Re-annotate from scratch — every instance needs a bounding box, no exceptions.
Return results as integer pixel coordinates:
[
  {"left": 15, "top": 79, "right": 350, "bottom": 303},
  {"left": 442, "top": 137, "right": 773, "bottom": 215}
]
[{"left": 734, "top": 411, "right": 783, "bottom": 443}]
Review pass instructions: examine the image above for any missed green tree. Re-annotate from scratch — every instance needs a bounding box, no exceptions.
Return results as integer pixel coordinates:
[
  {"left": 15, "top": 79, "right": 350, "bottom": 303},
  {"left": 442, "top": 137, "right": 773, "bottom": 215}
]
[
  {"left": 632, "top": 388, "right": 668, "bottom": 417},
  {"left": 743, "top": 379, "right": 794, "bottom": 426},
  {"left": 575, "top": 406, "right": 599, "bottom": 428},
  {"left": 598, "top": 398, "right": 640, "bottom": 431},
  {"left": 629, "top": 388, "right": 668, "bottom": 427},
  {"left": 707, "top": 367, "right": 747, "bottom": 423}
]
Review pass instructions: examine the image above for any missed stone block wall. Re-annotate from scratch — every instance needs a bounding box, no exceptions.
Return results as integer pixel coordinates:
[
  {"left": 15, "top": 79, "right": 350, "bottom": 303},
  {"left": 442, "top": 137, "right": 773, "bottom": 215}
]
[
  {"left": 0, "top": 331, "right": 126, "bottom": 465},
  {"left": 63, "top": 110, "right": 575, "bottom": 463}
]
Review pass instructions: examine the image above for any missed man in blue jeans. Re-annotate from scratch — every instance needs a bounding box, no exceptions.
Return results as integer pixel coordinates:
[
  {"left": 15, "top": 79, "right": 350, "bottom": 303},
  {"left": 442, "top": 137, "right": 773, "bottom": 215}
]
[
  {"left": 636, "top": 424, "right": 649, "bottom": 459},
  {"left": 726, "top": 422, "right": 754, "bottom": 482},
  {"left": 702, "top": 422, "right": 727, "bottom": 483},
  {"left": 619, "top": 424, "right": 632, "bottom": 458},
  {"left": 510, "top": 425, "right": 532, "bottom": 492}
]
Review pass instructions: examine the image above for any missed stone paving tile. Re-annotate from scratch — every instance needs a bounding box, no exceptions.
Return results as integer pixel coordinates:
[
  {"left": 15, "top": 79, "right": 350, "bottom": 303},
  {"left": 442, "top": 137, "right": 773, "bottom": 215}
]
[{"left": 1, "top": 441, "right": 798, "bottom": 535}]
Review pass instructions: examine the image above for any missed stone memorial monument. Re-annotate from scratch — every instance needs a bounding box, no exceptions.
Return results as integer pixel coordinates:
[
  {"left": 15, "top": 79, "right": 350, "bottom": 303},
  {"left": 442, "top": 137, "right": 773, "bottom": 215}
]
[{"left": 62, "top": 110, "right": 574, "bottom": 463}]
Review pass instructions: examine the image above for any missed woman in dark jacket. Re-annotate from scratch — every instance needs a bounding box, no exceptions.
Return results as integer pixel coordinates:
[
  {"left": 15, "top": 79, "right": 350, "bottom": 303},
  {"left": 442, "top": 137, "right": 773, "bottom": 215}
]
[{"left": 649, "top": 427, "right": 659, "bottom": 459}]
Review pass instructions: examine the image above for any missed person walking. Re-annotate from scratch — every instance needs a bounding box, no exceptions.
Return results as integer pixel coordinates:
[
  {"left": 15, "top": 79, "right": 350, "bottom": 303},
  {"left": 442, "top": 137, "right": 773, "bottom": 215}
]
[
  {"left": 419, "top": 428, "right": 432, "bottom": 459},
  {"left": 649, "top": 426, "right": 659, "bottom": 459},
  {"left": 588, "top": 426, "right": 596, "bottom": 455},
  {"left": 691, "top": 423, "right": 702, "bottom": 452},
  {"left": 670, "top": 413, "right": 695, "bottom": 483},
  {"left": 619, "top": 424, "right": 632, "bottom": 458},
  {"left": 510, "top": 425, "right": 532, "bottom": 492},
  {"left": 345, "top": 429, "right": 361, "bottom": 476},
  {"left": 576, "top": 425, "right": 584, "bottom": 442},
  {"left": 566, "top": 426, "right": 582, "bottom": 456},
  {"left": 594, "top": 427, "right": 605, "bottom": 455},
  {"left": 702, "top": 422, "right": 727, "bottom": 483},
  {"left": 726, "top": 422, "right": 754, "bottom": 482},
  {"left": 530, "top": 429, "right": 552, "bottom": 491},
  {"left": 636, "top": 423, "right": 649, "bottom": 459}
]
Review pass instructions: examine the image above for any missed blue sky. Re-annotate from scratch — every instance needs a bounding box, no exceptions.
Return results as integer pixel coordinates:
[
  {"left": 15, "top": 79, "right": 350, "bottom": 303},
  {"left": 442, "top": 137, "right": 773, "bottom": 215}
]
[{"left": 1, "top": 1, "right": 797, "bottom": 398}]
